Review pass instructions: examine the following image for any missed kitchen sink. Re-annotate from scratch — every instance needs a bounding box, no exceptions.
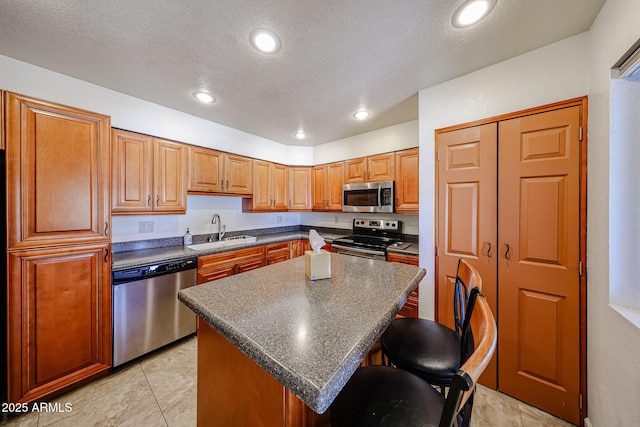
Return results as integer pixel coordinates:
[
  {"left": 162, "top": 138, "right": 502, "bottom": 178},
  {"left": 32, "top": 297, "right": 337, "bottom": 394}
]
[{"left": 187, "top": 235, "right": 257, "bottom": 251}]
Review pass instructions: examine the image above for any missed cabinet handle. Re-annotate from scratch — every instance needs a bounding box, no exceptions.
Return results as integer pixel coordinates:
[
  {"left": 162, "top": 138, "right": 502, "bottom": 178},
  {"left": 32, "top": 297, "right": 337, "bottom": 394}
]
[
  {"left": 505, "top": 244, "right": 511, "bottom": 260},
  {"left": 147, "top": 195, "right": 150, "bottom": 207},
  {"left": 368, "top": 171, "right": 370, "bottom": 180},
  {"left": 104, "top": 221, "right": 109, "bottom": 237},
  {"left": 104, "top": 248, "right": 109, "bottom": 263},
  {"left": 156, "top": 195, "right": 160, "bottom": 205},
  {"left": 487, "top": 242, "right": 492, "bottom": 258},
  {"left": 226, "top": 180, "right": 229, "bottom": 190},
  {"left": 289, "top": 200, "right": 292, "bottom": 207}
]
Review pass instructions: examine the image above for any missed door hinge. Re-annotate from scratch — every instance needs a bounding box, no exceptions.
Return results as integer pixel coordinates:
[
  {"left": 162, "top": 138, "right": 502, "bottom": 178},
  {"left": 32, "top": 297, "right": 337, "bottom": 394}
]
[
  {"left": 436, "top": 247, "right": 440, "bottom": 257},
  {"left": 437, "top": 151, "right": 440, "bottom": 161},
  {"left": 579, "top": 127, "right": 583, "bottom": 141},
  {"left": 579, "top": 260, "right": 583, "bottom": 276}
]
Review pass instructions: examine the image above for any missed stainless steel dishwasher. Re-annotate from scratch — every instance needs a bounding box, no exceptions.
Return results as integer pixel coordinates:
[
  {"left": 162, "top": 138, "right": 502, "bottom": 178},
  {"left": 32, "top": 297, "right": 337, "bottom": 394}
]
[{"left": 112, "top": 257, "right": 197, "bottom": 367}]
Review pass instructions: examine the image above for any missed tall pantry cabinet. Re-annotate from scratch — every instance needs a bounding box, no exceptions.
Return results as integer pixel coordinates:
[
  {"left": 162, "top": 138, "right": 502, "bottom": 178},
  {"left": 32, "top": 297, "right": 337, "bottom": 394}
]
[{"left": 5, "top": 93, "right": 112, "bottom": 403}]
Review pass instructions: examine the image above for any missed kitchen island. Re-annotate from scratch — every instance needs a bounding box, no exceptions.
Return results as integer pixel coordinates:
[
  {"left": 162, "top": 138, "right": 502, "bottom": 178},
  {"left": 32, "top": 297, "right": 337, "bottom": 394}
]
[{"left": 178, "top": 252, "right": 425, "bottom": 426}]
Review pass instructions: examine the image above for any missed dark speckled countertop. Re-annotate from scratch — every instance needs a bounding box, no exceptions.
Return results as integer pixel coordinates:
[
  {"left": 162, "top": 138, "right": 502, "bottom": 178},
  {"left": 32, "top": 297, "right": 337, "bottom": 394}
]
[{"left": 178, "top": 253, "right": 425, "bottom": 414}]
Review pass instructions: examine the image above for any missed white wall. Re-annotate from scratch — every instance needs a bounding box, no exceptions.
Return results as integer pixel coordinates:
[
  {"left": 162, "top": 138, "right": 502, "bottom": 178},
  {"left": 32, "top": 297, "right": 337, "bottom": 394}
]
[
  {"left": 0, "top": 54, "right": 312, "bottom": 165},
  {"left": 585, "top": 0, "right": 640, "bottom": 425},
  {"left": 313, "top": 120, "right": 418, "bottom": 164},
  {"left": 418, "top": 33, "right": 589, "bottom": 320}
]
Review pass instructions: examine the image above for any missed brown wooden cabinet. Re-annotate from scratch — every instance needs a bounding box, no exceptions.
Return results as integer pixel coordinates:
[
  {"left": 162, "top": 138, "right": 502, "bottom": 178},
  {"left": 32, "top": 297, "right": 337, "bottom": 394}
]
[
  {"left": 188, "top": 147, "right": 253, "bottom": 195},
  {"left": 197, "top": 246, "right": 266, "bottom": 284},
  {"left": 7, "top": 244, "right": 112, "bottom": 403},
  {"left": 387, "top": 252, "right": 419, "bottom": 318},
  {"left": 7, "top": 93, "right": 111, "bottom": 249},
  {"left": 290, "top": 239, "right": 312, "bottom": 258},
  {"left": 344, "top": 153, "right": 395, "bottom": 184},
  {"left": 1, "top": 90, "right": 5, "bottom": 150},
  {"left": 243, "top": 160, "right": 287, "bottom": 212},
  {"left": 112, "top": 129, "right": 187, "bottom": 214},
  {"left": 287, "top": 166, "right": 312, "bottom": 211},
  {"left": 312, "top": 161, "right": 344, "bottom": 211},
  {"left": 266, "top": 242, "right": 290, "bottom": 265},
  {"left": 395, "top": 148, "right": 419, "bottom": 214},
  {"left": 5, "top": 91, "right": 112, "bottom": 404}
]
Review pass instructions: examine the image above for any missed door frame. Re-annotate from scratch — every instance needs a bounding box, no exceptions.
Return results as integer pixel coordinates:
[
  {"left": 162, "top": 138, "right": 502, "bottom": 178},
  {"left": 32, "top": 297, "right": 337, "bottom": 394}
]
[{"left": 434, "top": 96, "right": 588, "bottom": 423}]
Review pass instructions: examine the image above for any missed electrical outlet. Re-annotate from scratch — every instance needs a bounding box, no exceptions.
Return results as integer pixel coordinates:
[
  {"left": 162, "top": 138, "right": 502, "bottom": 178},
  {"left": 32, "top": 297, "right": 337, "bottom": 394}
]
[
  {"left": 138, "top": 221, "right": 154, "bottom": 233},
  {"left": 334, "top": 215, "right": 339, "bottom": 224},
  {"left": 277, "top": 216, "right": 283, "bottom": 224}
]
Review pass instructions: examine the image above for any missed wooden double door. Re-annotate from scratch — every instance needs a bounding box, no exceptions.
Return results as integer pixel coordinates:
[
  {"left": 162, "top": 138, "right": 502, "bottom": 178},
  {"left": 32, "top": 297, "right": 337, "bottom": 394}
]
[{"left": 436, "top": 99, "right": 586, "bottom": 425}]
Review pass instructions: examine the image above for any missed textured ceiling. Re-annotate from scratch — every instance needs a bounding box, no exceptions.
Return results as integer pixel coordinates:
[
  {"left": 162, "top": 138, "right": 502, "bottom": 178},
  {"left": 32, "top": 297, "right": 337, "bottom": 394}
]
[{"left": 0, "top": 0, "right": 605, "bottom": 145}]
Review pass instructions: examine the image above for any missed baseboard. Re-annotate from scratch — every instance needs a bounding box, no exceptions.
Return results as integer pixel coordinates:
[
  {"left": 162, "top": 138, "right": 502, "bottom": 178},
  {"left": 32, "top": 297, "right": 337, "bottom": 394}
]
[{"left": 584, "top": 417, "right": 593, "bottom": 427}]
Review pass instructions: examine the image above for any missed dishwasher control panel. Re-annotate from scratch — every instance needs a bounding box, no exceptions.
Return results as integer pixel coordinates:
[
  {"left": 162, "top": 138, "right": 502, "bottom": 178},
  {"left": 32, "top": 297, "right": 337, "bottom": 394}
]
[{"left": 113, "top": 257, "right": 197, "bottom": 284}]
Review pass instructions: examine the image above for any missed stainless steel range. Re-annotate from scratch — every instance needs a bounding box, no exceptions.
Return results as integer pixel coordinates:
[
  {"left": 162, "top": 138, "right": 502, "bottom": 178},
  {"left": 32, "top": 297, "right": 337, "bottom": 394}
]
[{"left": 332, "top": 219, "right": 403, "bottom": 260}]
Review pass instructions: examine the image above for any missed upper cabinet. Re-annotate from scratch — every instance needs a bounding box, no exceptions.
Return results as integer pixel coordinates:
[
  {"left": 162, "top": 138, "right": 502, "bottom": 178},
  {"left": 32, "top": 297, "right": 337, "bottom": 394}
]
[
  {"left": 312, "top": 161, "right": 344, "bottom": 211},
  {"left": 288, "top": 166, "right": 312, "bottom": 211},
  {"left": 243, "top": 160, "right": 287, "bottom": 212},
  {"left": 6, "top": 93, "right": 111, "bottom": 249},
  {"left": 112, "top": 129, "right": 187, "bottom": 214},
  {"left": 395, "top": 148, "right": 419, "bottom": 214},
  {"left": 188, "top": 146, "right": 253, "bottom": 195},
  {"left": 344, "top": 153, "right": 395, "bottom": 184}
]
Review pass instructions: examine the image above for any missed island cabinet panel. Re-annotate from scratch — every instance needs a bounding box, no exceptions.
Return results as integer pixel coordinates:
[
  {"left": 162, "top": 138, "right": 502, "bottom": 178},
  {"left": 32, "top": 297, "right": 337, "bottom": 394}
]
[
  {"left": 387, "top": 252, "right": 419, "bottom": 318},
  {"left": 197, "top": 320, "right": 330, "bottom": 427},
  {"left": 344, "top": 153, "right": 395, "bottom": 184},
  {"left": 6, "top": 93, "right": 111, "bottom": 249},
  {"left": 266, "top": 241, "right": 290, "bottom": 265},
  {"left": 112, "top": 130, "right": 187, "bottom": 214},
  {"left": 7, "top": 243, "right": 112, "bottom": 403},
  {"left": 197, "top": 246, "right": 266, "bottom": 284},
  {"left": 288, "top": 166, "right": 312, "bottom": 211},
  {"left": 395, "top": 148, "right": 419, "bottom": 214}
]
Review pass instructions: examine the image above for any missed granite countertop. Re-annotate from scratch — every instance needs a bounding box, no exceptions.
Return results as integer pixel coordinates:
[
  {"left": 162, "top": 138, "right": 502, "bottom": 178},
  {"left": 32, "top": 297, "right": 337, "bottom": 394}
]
[
  {"left": 178, "top": 253, "right": 425, "bottom": 414},
  {"left": 111, "top": 231, "right": 347, "bottom": 271},
  {"left": 386, "top": 240, "right": 420, "bottom": 256}
]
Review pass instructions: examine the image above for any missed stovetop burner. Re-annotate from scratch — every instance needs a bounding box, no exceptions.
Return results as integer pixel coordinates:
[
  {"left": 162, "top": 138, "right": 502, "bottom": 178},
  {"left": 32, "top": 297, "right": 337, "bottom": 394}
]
[{"left": 333, "top": 219, "right": 403, "bottom": 252}]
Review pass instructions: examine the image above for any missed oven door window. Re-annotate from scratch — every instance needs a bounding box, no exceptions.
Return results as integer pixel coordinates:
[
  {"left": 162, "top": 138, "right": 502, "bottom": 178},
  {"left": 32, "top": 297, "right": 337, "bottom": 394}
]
[{"left": 344, "top": 189, "right": 378, "bottom": 207}]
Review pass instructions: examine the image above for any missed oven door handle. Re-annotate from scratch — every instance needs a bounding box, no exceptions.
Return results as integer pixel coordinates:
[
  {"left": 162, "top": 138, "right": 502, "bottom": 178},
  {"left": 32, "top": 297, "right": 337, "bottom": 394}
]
[{"left": 332, "top": 243, "right": 386, "bottom": 257}]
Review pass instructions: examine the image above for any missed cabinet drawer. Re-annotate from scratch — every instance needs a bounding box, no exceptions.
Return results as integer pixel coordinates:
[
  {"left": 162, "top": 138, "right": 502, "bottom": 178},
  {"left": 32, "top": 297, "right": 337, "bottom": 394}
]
[
  {"left": 198, "top": 246, "right": 266, "bottom": 270},
  {"left": 266, "top": 242, "right": 290, "bottom": 265},
  {"left": 236, "top": 257, "right": 266, "bottom": 273},
  {"left": 386, "top": 253, "right": 419, "bottom": 266},
  {"left": 197, "top": 265, "right": 236, "bottom": 284}
]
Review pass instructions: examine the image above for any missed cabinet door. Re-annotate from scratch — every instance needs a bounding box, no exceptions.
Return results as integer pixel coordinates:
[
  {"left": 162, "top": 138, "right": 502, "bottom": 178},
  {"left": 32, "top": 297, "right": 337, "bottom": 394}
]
[
  {"left": 6, "top": 93, "right": 111, "bottom": 249},
  {"left": 288, "top": 167, "right": 312, "bottom": 211},
  {"left": 112, "top": 129, "right": 153, "bottom": 213},
  {"left": 272, "top": 163, "right": 288, "bottom": 211},
  {"left": 153, "top": 138, "right": 187, "bottom": 213},
  {"left": 188, "top": 146, "right": 223, "bottom": 193},
  {"left": 236, "top": 256, "right": 266, "bottom": 273},
  {"left": 311, "top": 165, "right": 328, "bottom": 210},
  {"left": 344, "top": 157, "right": 367, "bottom": 183},
  {"left": 367, "top": 153, "right": 395, "bottom": 182},
  {"left": 224, "top": 153, "right": 253, "bottom": 194},
  {"left": 198, "top": 264, "right": 236, "bottom": 284},
  {"left": 251, "top": 160, "right": 272, "bottom": 211},
  {"left": 266, "top": 242, "right": 290, "bottom": 265},
  {"left": 327, "top": 162, "right": 344, "bottom": 211},
  {"left": 7, "top": 244, "right": 112, "bottom": 403},
  {"left": 395, "top": 148, "right": 420, "bottom": 213},
  {"left": 387, "top": 253, "right": 419, "bottom": 318},
  {"left": 1, "top": 91, "right": 5, "bottom": 150}
]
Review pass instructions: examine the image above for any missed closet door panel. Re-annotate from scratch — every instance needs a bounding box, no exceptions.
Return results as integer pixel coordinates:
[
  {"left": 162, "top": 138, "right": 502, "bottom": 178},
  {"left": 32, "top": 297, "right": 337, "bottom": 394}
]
[{"left": 497, "top": 106, "right": 581, "bottom": 425}]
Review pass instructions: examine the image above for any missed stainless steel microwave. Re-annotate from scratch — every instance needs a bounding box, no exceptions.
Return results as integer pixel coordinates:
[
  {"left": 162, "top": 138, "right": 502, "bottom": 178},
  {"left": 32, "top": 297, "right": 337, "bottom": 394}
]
[{"left": 342, "top": 180, "right": 394, "bottom": 213}]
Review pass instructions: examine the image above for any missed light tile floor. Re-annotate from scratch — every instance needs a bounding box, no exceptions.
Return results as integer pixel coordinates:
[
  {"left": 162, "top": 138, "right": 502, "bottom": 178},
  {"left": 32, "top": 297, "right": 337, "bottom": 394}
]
[{"left": 1, "top": 336, "right": 574, "bottom": 426}]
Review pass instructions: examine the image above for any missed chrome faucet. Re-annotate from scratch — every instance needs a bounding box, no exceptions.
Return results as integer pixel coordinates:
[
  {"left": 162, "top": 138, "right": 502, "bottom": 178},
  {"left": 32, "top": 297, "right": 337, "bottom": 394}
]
[{"left": 211, "top": 214, "right": 226, "bottom": 241}]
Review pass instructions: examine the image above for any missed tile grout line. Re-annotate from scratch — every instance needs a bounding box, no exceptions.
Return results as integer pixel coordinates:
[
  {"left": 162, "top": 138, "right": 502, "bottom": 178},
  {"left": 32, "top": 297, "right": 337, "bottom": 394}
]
[{"left": 139, "top": 362, "right": 170, "bottom": 427}]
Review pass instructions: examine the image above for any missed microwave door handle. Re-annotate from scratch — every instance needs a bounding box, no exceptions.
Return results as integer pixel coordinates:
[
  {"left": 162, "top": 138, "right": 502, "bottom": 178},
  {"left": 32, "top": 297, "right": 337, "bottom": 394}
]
[{"left": 377, "top": 185, "right": 382, "bottom": 209}]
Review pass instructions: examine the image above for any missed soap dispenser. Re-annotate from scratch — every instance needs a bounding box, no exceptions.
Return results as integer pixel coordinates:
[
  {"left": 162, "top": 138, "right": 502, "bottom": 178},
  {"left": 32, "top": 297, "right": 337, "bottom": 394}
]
[{"left": 183, "top": 228, "right": 193, "bottom": 245}]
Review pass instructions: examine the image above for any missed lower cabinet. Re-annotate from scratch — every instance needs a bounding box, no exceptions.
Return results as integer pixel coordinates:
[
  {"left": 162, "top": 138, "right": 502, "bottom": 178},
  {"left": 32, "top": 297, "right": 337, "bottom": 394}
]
[
  {"left": 289, "top": 239, "right": 311, "bottom": 259},
  {"left": 386, "top": 252, "right": 419, "bottom": 318},
  {"left": 197, "top": 246, "right": 266, "bottom": 284},
  {"left": 265, "top": 242, "right": 290, "bottom": 265},
  {"left": 7, "top": 244, "right": 112, "bottom": 403}
]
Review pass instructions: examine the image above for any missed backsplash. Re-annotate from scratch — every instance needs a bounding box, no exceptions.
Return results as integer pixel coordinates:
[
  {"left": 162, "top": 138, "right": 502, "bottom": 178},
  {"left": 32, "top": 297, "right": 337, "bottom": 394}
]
[{"left": 111, "top": 194, "right": 419, "bottom": 246}]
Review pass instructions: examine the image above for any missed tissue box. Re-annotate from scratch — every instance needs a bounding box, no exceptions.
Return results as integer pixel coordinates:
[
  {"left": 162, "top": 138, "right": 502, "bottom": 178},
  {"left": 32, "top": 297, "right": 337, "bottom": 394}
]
[{"left": 305, "top": 250, "right": 331, "bottom": 280}]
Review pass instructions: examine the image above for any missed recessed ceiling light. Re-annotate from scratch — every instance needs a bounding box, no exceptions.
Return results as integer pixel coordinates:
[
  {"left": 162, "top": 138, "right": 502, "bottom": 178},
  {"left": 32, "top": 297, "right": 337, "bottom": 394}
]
[
  {"left": 353, "top": 109, "right": 371, "bottom": 120},
  {"left": 295, "top": 131, "right": 307, "bottom": 140},
  {"left": 193, "top": 91, "right": 216, "bottom": 103},
  {"left": 452, "top": 0, "right": 496, "bottom": 28},
  {"left": 250, "top": 28, "right": 281, "bottom": 54}
]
